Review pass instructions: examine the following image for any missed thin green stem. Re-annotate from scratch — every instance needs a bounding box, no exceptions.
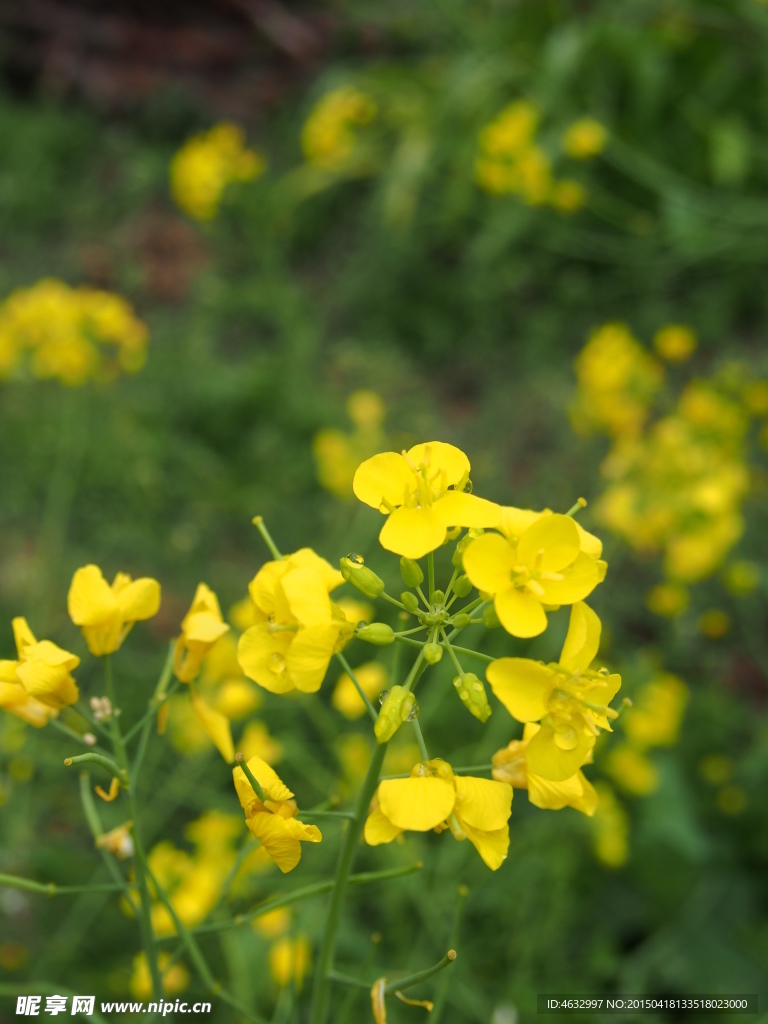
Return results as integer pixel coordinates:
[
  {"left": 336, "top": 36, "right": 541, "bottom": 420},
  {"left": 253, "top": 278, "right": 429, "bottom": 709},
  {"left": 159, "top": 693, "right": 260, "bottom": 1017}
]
[
  {"left": 443, "top": 643, "right": 493, "bottom": 664},
  {"left": 328, "top": 972, "right": 370, "bottom": 991},
  {"left": 64, "top": 753, "right": 127, "bottom": 782},
  {"left": 309, "top": 742, "right": 389, "bottom": 1024},
  {"left": 384, "top": 949, "right": 457, "bottom": 996},
  {"left": 380, "top": 592, "right": 410, "bottom": 612},
  {"left": 49, "top": 718, "right": 110, "bottom": 754},
  {"left": 78, "top": 772, "right": 130, "bottom": 892},
  {"left": 73, "top": 702, "right": 110, "bottom": 740},
  {"left": 234, "top": 753, "right": 269, "bottom": 803},
  {"left": 565, "top": 497, "right": 587, "bottom": 517},
  {"left": 439, "top": 627, "right": 464, "bottom": 676},
  {"left": 401, "top": 646, "right": 427, "bottom": 695},
  {"left": 104, "top": 656, "right": 127, "bottom": 771},
  {"left": 335, "top": 652, "right": 377, "bottom": 722},
  {"left": 432, "top": 887, "right": 468, "bottom": 1024},
  {"left": 427, "top": 552, "right": 435, "bottom": 600},
  {"left": 416, "top": 585, "right": 431, "bottom": 610},
  {"left": 412, "top": 719, "right": 430, "bottom": 762},
  {"left": 442, "top": 566, "right": 460, "bottom": 603},
  {"left": 0, "top": 874, "right": 129, "bottom": 896},
  {"left": 393, "top": 635, "right": 424, "bottom": 649},
  {"left": 301, "top": 809, "right": 356, "bottom": 820},
  {"left": 252, "top": 516, "right": 283, "bottom": 560}
]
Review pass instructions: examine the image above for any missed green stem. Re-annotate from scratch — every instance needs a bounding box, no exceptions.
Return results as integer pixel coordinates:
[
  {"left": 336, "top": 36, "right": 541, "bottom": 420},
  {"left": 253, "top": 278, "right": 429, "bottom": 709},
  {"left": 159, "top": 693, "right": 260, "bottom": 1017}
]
[
  {"left": 412, "top": 719, "right": 430, "bottom": 762},
  {"left": 442, "top": 566, "right": 460, "bottom": 603},
  {"left": 401, "top": 646, "right": 427, "bottom": 695},
  {"left": 384, "top": 949, "right": 457, "bottom": 996},
  {"left": 393, "top": 635, "right": 424, "bottom": 649},
  {"left": 252, "top": 516, "right": 283, "bottom": 559},
  {"left": 416, "top": 585, "right": 431, "bottom": 609},
  {"left": 328, "top": 972, "right": 370, "bottom": 991},
  {"left": 439, "top": 627, "right": 464, "bottom": 676},
  {"left": 393, "top": 625, "right": 427, "bottom": 638},
  {"left": 49, "top": 718, "right": 109, "bottom": 753},
  {"left": 78, "top": 772, "right": 130, "bottom": 892},
  {"left": 73, "top": 702, "right": 110, "bottom": 740},
  {"left": 234, "top": 753, "right": 269, "bottom": 803},
  {"left": 427, "top": 552, "right": 435, "bottom": 601},
  {"left": 104, "top": 656, "right": 127, "bottom": 771},
  {"left": 335, "top": 652, "right": 378, "bottom": 722},
  {"left": 443, "top": 643, "right": 493, "bottom": 664},
  {"left": 432, "top": 887, "right": 468, "bottom": 1024},
  {"left": 565, "top": 497, "right": 587, "bottom": 517},
  {"left": 380, "top": 592, "right": 410, "bottom": 613},
  {"left": 0, "top": 874, "right": 129, "bottom": 896},
  {"left": 309, "top": 742, "right": 389, "bottom": 1024},
  {"left": 64, "top": 753, "right": 127, "bottom": 782},
  {"left": 301, "top": 809, "right": 356, "bottom": 820}
]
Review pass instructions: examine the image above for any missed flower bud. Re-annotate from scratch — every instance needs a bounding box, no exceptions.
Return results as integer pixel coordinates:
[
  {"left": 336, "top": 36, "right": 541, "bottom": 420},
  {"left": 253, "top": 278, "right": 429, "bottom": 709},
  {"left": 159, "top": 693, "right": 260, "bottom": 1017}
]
[
  {"left": 374, "top": 685, "right": 418, "bottom": 743},
  {"left": 400, "top": 591, "right": 420, "bottom": 613},
  {"left": 482, "top": 604, "right": 501, "bottom": 629},
  {"left": 451, "top": 612, "right": 471, "bottom": 629},
  {"left": 400, "top": 557, "right": 424, "bottom": 588},
  {"left": 356, "top": 622, "right": 395, "bottom": 646},
  {"left": 432, "top": 589, "right": 445, "bottom": 606},
  {"left": 423, "top": 642, "right": 443, "bottom": 664},
  {"left": 340, "top": 555, "right": 385, "bottom": 599},
  {"left": 453, "top": 673, "right": 492, "bottom": 723},
  {"left": 452, "top": 574, "right": 472, "bottom": 598},
  {"left": 451, "top": 529, "right": 484, "bottom": 567}
]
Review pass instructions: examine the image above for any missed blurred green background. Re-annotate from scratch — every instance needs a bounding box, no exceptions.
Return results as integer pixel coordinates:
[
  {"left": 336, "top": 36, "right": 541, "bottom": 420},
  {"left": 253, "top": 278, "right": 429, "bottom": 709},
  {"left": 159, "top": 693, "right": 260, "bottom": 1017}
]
[{"left": 0, "top": 1, "right": 767, "bottom": 1022}]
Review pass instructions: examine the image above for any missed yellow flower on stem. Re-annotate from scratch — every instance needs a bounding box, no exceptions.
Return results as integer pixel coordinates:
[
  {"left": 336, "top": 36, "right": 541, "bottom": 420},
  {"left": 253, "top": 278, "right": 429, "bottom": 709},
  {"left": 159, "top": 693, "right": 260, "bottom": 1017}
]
[
  {"left": 562, "top": 118, "right": 608, "bottom": 159},
  {"left": 486, "top": 602, "right": 621, "bottom": 780},
  {"left": 353, "top": 442, "right": 501, "bottom": 559},
  {"left": 364, "top": 758, "right": 512, "bottom": 870},
  {"left": 463, "top": 513, "right": 606, "bottom": 637},
  {"left": 233, "top": 755, "right": 321, "bottom": 873},
  {"left": 0, "top": 664, "right": 57, "bottom": 727},
  {"left": 3, "top": 618, "right": 79, "bottom": 710},
  {"left": 492, "top": 723, "right": 598, "bottom": 815},
  {"left": 238, "top": 549, "right": 352, "bottom": 694},
  {"left": 269, "top": 935, "right": 311, "bottom": 990},
  {"left": 174, "top": 584, "right": 230, "bottom": 683},
  {"left": 68, "top": 564, "right": 161, "bottom": 656}
]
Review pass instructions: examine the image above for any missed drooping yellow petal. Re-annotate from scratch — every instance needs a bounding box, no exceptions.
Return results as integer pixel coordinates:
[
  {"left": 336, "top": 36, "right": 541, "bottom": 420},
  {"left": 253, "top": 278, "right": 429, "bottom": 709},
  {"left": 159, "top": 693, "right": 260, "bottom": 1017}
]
[
  {"left": 286, "top": 624, "right": 339, "bottom": 693},
  {"left": 406, "top": 441, "right": 470, "bottom": 487},
  {"left": 237, "top": 625, "right": 294, "bottom": 694},
  {"left": 494, "top": 588, "right": 548, "bottom": 638},
  {"left": 516, "top": 514, "right": 581, "bottom": 572},
  {"left": 462, "top": 533, "right": 516, "bottom": 594},
  {"left": 433, "top": 491, "right": 501, "bottom": 529},
  {"left": 364, "top": 807, "right": 403, "bottom": 845},
  {"left": 486, "top": 658, "right": 554, "bottom": 722},
  {"left": 353, "top": 452, "right": 413, "bottom": 510},
  {"left": 527, "top": 768, "right": 598, "bottom": 815},
  {"left": 453, "top": 776, "right": 512, "bottom": 831},
  {"left": 280, "top": 567, "right": 332, "bottom": 627},
  {"left": 115, "top": 577, "right": 161, "bottom": 622},
  {"left": 0, "top": 679, "right": 57, "bottom": 727},
  {"left": 233, "top": 755, "right": 294, "bottom": 812},
  {"left": 246, "top": 813, "right": 302, "bottom": 873},
  {"left": 16, "top": 639, "right": 80, "bottom": 709},
  {"left": 459, "top": 822, "right": 510, "bottom": 870},
  {"left": 526, "top": 721, "right": 594, "bottom": 781},
  {"left": 190, "top": 691, "right": 234, "bottom": 762},
  {"left": 537, "top": 552, "right": 603, "bottom": 605},
  {"left": 379, "top": 505, "right": 447, "bottom": 559},
  {"left": 559, "top": 602, "right": 601, "bottom": 673},
  {"left": 68, "top": 565, "right": 119, "bottom": 625},
  {"left": 574, "top": 521, "right": 603, "bottom": 558},
  {"left": 378, "top": 775, "right": 455, "bottom": 832}
]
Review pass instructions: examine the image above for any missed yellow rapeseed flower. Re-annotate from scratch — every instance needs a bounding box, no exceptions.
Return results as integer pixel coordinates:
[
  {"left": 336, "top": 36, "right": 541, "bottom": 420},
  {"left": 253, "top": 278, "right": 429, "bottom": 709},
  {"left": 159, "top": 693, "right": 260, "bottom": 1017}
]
[
  {"left": 2, "top": 618, "right": 79, "bottom": 710},
  {"left": 590, "top": 782, "right": 629, "bottom": 867},
  {"left": 170, "top": 123, "right": 266, "bottom": 221},
  {"left": 301, "top": 87, "right": 377, "bottom": 170},
  {"left": 653, "top": 324, "right": 697, "bottom": 362},
  {"left": 174, "top": 583, "right": 230, "bottom": 683},
  {"left": 332, "top": 661, "right": 387, "bottom": 719},
  {"left": 622, "top": 673, "right": 688, "bottom": 749},
  {"left": 604, "top": 744, "right": 659, "bottom": 796},
  {"left": 562, "top": 118, "right": 608, "bottom": 159},
  {"left": 269, "top": 935, "right": 311, "bottom": 990},
  {"left": 68, "top": 564, "right": 160, "bottom": 656}
]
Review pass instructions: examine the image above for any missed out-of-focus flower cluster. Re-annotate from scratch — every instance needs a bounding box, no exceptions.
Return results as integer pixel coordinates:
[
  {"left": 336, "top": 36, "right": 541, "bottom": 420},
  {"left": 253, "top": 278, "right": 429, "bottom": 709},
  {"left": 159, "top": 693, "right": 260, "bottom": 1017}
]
[
  {"left": 474, "top": 101, "right": 607, "bottom": 212},
  {"left": 301, "top": 87, "right": 378, "bottom": 171},
  {"left": 312, "top": 390, "right": 387, "bottom": 499},
  {"left": 170, "top": 123, "right": 266, "bottom": 221},
  {"left": 0, "top": 279, "right": 149, "bottom": 386}
]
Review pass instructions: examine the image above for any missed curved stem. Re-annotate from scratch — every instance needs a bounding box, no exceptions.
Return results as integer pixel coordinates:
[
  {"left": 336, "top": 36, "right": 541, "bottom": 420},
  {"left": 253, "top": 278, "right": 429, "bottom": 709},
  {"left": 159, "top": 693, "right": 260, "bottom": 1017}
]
[{"left": 335, "top": 652, "right": 378, "bottom": 722}]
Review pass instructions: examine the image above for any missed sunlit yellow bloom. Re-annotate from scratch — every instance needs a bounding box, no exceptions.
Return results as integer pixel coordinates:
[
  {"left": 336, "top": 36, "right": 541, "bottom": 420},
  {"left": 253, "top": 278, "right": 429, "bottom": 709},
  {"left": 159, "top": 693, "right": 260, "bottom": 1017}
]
[
  {"left": 645, "top": 581, "right": 689, "bottom": 618},
  {"left": 269, "top": 934, "right": 311, "bottom": 990},
  {"left": 238, "top": 549, "right": 352, "bottom": 694},
  {"left": 170, "top": 123, "right": 266, "bottom": 221},
  {"left": 233, "top": 755, "right": 321, "bottom": 872},
  {"left": 590, "top": 782, "right": 629, "bottom": 867},
  {"left": 562, "top": 118, "right": 607, "bottom": 159},
  {"left": 130, "top": 952, "right": 189, "bottom": 1000},
  {"left": 174, "top": 584, "right": 230, "bottom": 683},
  {"left": 653, "top": 324, "right": 697, "bottom": 362},
  {"left": 354, "top": 442, "right": 500, "bottom": 559},
  {"left": 3, "top": 618, "right": 79, "bottom": 710},
  {"left": 365, "top": 758, "right": 512, "bottom": 870},
  {"left": 622, "top": 673, "right": 687, "bottom": 749},
  {"left": 463, "top": 515, "right": 605, "bottom": 638},
  {"left": 698, "top": 608, "right": 730, "bottom": 638},
  {"left": 68, "top": 564, "right": 160, "bottom": 656},
  {"left": 302, "top": 87, "right": 377, "bottom": 170},
  {"left": 492, "top": 723, "right": 597, "bottom": 815},
  {"left": 332, "top": 661, "right": 387, "bottom": 719},
  {"left": 603, "top": 744, "right": 659, "bottom": 796},
  {"left": 486, "top": 603, "right": 620, "bottom": 780}
]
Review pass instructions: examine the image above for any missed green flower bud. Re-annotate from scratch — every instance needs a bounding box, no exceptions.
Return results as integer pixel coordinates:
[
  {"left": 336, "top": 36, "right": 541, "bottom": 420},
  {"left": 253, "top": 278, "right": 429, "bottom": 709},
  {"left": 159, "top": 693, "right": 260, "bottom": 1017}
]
[
  {"left": 400, "top": 592, "right": 420, "bottom": 613},
  {"left": 423, "top": 642, "right": 443, "bottom": 665},
  {"left": 400, "top": 557, "right": 424, "bottom": 588},
  {"left": 432, "top": 589, "right": 445, "bottom": 606},
  {"left": 452, "top": 574, "right": 472, "bottom": 598},
  {"left": 453, "top": 673, "right": 492, "bottom": 723},
  {"left": 356, "top": 622, "right": 395, "bottom": 646},
  {"left": 451, "top": 612, "right": 471, "bottom": 629},
  {"left": 482, "top": 604, "right": 501, "bottom": 629},
  {"left": 340, "top": 554, "right": 385, "bottom": 599},
  {"left": 451, "top": 529, "right": 484, "bottom": 567},
  {"left": 374, "top": 685, "right": 418, "bottom": 743}
]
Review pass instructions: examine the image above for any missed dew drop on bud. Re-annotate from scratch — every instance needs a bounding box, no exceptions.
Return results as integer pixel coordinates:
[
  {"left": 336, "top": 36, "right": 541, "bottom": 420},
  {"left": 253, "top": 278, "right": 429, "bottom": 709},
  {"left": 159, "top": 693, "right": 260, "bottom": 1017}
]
[
  {"left": 379, "top": 689, "right": 391, "bottom": 705},
  {"left": 406, "top": 699, "right": 419, "bottom": 721},
  {"left": 269, "top": 653, "right": 286, "bottom": 675},
  {"left": 347, "top": 553, "right": 364, "bottom": 564}
]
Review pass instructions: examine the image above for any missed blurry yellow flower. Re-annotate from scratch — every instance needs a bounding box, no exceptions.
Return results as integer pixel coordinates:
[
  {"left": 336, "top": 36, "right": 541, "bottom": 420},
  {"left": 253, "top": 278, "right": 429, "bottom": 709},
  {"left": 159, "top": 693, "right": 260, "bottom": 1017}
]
[
  {"left": 463, "top": 516, "right": 605, "bottom": 637},
  {"left": 174, "top": 584, "right": 230, "bottom": 683},
  {"left": 332, "top": 661, "right": 387, "bottom": 719},
  {"left": 189, "top": 690, "right": 234, "bottom": 762},
  {"left": 269, "top": 935, "right": 311, "bottom": 990},
  {"left": 131, "top": 952, "right": 189, "bottom": 1000},
  {"left": 591, "top": 782, "right": 629, "bottom": 867},
  {"left": 622, "top": 673, "right": 687, "bottom": 749},
  {"left": 170, "top": 123, "right": 266, "bottom": 221},
  {"left": 550, "top": 179, "right": 586, "bottom": 212},
  {"left": 335, "top": 597, "right": 374, "bottom": 626},
  {"left": 492, "top": 723, "right": 598, "bottom": 815},
  {"left": 653, "top": 325, "right": 697, "bottom": 362},
  {"left": 347, "top": 389, "right": 385, "bottom": 428},
  {"left": 722, "top": 560, "right": 760, "bottom": 596},
  {"left": 487, "top": 602, "right": 621, "bottom": 780},
  {"left": 0, "top": 672, "right": 57, "bottom": 728},
  {"left": 365, "top": 758, "right": 512, "bottom": 870},
  {"left": 253, "top": 907, "right": 291, "bottom": 938},
  {"left": 95, "top": 821, "right": 134, "bottom": 860},
  {"left": 562, "top": 119, "right": 608, "bottom": 159},
  {"left": 604, "top": 744, "right": 659, "bottom": 796},
  {"left": 233, "top": 755, "right": 321, "bottom": 872},
  {"left": 742, "top": 379, "right": 768, "bottom": 416},
  {"left": 229, "top": 596, "right": 257, "bottom": 631},
  {"left": 717, "top": 784, "right": 747, "bottom": 815},
  {"left": 185, "top": 810, "right": 242, "bottom": 853},
  {"left": 479, "top": 101, "right": 539, "bottom": 156},
  {"left": 698, "top": 608, "right": 730, "bottom": 638},
  {"left": 238, "top": 548, "right": 351, "bottom": 694},
  {"left": 699, "top": 754, "right": 732, "bottom": 785},
  {"left": 302, "top": 87, "right": 377, "bottom": 170},
  {"left": 239, "top": 720, "right": 284, "bottom": 764},
  {"left": 646, "top": 582, "right": 689, "bottom": 617},
  {"left": 3, "top": 618, "right": 79, "bottom": 710},
  {"left": 68, "top": 564, "right": 160, "bottom": 656}
]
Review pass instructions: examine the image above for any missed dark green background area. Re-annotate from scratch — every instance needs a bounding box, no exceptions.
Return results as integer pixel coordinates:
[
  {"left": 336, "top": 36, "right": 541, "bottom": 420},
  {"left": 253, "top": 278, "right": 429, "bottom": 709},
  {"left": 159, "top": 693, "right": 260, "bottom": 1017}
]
[{"left": 0, "top": 2, "right": 767, "bottom": 1022}]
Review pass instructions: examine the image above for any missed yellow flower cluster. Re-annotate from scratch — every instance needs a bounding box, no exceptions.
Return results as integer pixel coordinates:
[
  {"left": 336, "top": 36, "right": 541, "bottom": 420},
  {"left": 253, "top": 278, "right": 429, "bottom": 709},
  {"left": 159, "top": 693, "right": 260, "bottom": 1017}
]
[
  {"left": 301, "top": 87, "right": 377, "bottom": 170},
  {"left": 170, "top": 123, "right": 266, "bottom": 221},
  {"left": 313, "top": 390, "right": 387, "bottom": 499},
  {"left": 0, "top": 279, "right": 149, "bottom": 386},
  {"left": 475, "top": 101, "right": 606, "bottom": 212},
  {"left": 0, "top": 618, "right": 79, "bottom": 725}
]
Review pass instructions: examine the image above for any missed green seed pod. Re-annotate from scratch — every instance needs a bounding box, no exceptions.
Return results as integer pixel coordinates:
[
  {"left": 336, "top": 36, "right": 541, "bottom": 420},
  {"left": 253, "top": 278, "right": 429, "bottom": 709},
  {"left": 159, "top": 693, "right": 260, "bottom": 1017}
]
[
  {"left": 400, "top": 557, "right": 424, "bottom": 588},
  {"left": 356, "top": 622, "right": 395, "bottom": 646},
  {"left": 340, "top": 555, "right": 385, "bottom": 599},
  {"left": 432, "top": 589, "right": 445, "bottom": 606},
  {"left": 452, "top": 528, "right": 484, "bottom": 568},
  {"left": 451, "top": 612, "right": 471, "bottom": 629},
  {"left": 453, "top": 673, "right": 492, "bottom": 723},
  {"left": 423, "top": 642, "right": 443, "bottom": 665},
  {"left": 483, "top": 604, "right": 501, "bottom": 629},
  {"left": 400, "top": 591, "right": 420, "bottom": 613},
  {"left": 374, "top": 685, "right": 418, "bottom": 743},
  {"left": 452, "top": 574, "right": 473, "bottom": 598}
]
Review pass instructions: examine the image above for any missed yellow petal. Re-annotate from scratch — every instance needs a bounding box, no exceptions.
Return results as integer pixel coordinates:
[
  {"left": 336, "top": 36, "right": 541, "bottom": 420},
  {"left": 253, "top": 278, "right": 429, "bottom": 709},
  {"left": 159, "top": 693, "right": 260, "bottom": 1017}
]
[
  {"left": 495, "top": 506, "right": 543, "bottom": 540},
  {"left": 17, "top": 660, "right": 79, "bottom": 709},
  {"left": 248, "top": 561, "right": 292, "bottom": 620},
  {"left": 494, "top": 588, "right": 548, "bottom": 638},
  {"left": 434, "top": 491, "right": 501, "bottom": 529},
  {"left": 353, "top": 452, "right": 413, "bottom": 510},
  {"left": 12, "top": 617, "right": 37, "bottom": 656},
  {"left": 537, "top": 552, "right": 601, "bottom": 605},
  {"left": 459, "top": 822, "right": 509, "bottom": 870},
  {"left": 364, "top": 808, "right": 403, "bottom": 845},
  {"left": 371, "top": 978, "right": 387, "bottom": 1024},
  {"left": 115, "top": 577, "right": 161, "bottom": 622},
  {"left": 527, "top": 770, "right": 597, "bottom": 814},
  {"left": 246, "top": 813, "right": 302, "bottom": 873},
  {"left": 462, "top": 533, "right": 515, "bottom": 594},
  {"left": 486, "top": 658, "right": 554, "bottom": 721},
  {"left": 574, "top": 521, "right": 603, "bottom": 558},
  {"left": 183, "top": 611, "right": 229, "bottom": 645},
  {"left": 281, "top": 567, "right": 332, "bottom": 627},
  {"left": 516, "top": 514, "right": 580, "bottom": 572},
  {"left": 454, "top": 775, "right": 512, "bottom": 831},
  {"left": 379, "top": 505, "right": 446, "bottom": 559},
  {"left": 233, "top": 755, "right": 293, "bottom": 811},
  {"left": 287, "top": 548, "right": 344, "bottom": 592},
  {"left": 238, "top": 625, "right": 294, "bottom": 694},
  {"left": 0, "top": 680, "right": 56, "bottom": 727},
  {"left": 68, "top": 565, "right": 119, "bottom": 625},
  {"left": 406, "top": 441, "right": 469, "bottom": 487},
  {"left": 286, "top": 624, "right": 339, "bottom": 693},
  {"left": 378, "top": 775, "right": 455, "bottom": 831},
  {"left": 190, "top": 692, "right": 234, "bottom": 762},
  {"left": 559, "top": 602, "right": 601, "bottom": 673},
  {"left": 526, "top": 721, "right": 594, "bottom": 781}
]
